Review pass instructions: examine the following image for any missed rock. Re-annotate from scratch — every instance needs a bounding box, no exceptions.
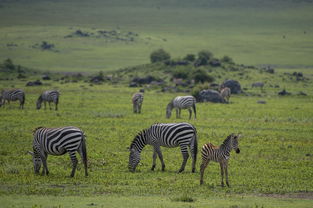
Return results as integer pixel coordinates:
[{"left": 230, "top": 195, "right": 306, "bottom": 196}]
[
  {"left": 297, "top": 91, "right": 307, "bottom": 96},
  {"left": 257, "top": 100, "right": 267, "bottom": 104},
  {"left": 198, "top": 89, "right": 225, "bottom": 103},
  {"left": 278, "top": 89, "right": 291, "bottom": 96},
  {"left": 129, "top": 82, "right": 138, "bottom": 87},
  {"left": 221, "top": 80, "right": 242, "bottom": 94},
  {"left": 251, "top": 82, "right": 264, "bottom": 88},
  {"left": 26, "top": 80, "right": 42, "bottom": 86},
  {"left": 42, "top": 74, "right": 51, "bottom": 80},
  {"left": 209, "top": 59, "right": 221, "bottom": 67}
]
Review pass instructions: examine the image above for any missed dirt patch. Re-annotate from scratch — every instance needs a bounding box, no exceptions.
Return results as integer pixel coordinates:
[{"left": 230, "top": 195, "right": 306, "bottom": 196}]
[{"left": 259, "top": 192, "right": 313, "bottom": 200}]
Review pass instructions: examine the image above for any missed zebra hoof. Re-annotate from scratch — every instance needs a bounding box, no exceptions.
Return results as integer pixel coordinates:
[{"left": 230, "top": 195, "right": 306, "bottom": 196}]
[{"left": 200, "top": 181, "right": 204, "bottom": 185}]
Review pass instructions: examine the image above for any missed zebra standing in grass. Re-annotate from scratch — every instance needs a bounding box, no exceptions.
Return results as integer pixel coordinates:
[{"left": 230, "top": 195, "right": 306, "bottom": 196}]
[
  {"left": 132, "top": 92, "right": 144, "bottom": 113},
  {"left": 28, "top": 126, "right": 88, "bottom": 177},
  {"left": 129, "top": 122, "right": 197, "bottom": 173},
  {"left": 36, "top": 90, "right": 60, "bottom": 111},
  {"left": 200, "top": 133, "right": 241, "bottom": 187},
  {"left": 0, "top": 89, "right": 25, "bottom": 109},
  {"left": 220, "top": 87, "right": 231, "bottom": 103},
  {"left": 166, "top": 96, "right": 196, "bottom": 119}
]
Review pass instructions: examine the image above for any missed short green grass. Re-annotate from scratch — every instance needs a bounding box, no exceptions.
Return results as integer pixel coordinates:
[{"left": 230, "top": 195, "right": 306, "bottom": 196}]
[{"left": 1, "top": 0, "right": 313, "bottom": 72}]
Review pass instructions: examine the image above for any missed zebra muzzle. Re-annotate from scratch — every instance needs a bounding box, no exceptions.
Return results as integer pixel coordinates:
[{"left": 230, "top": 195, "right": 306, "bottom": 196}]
[{"left": 235, "top": 148, "right": 240, "bottom": 154}]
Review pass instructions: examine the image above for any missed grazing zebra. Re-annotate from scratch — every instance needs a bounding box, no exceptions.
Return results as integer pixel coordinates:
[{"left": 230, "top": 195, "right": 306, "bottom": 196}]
[
  {"left": 200, "top": 133, "right": 241, "bottom": 187},
  {"left": 0, "top": 89, "right": 25, "bottom": 109},
  {"left": 36, "top": 90, "right": 60, "bottom": 111},
  {"left": 220, "top": 87, "right": 231, "bottom": 103},
  {"left": 166, "top": 96, "right": 196, "bottom": 119},
  {"left": 28, "top": 126, "right": 88, "bottom": 177},
  {"left": 128, "top": 122, "right": 198, "bottom": 173},
  {"left": 132, "top": 92, "right": 144, "bottom": 113}
]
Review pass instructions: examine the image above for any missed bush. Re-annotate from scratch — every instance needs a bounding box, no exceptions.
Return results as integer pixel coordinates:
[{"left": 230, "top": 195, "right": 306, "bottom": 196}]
[
  {"left": 191, "top": 68, "right": 214, "bottom": 84},
  {"left": 183, "top": 54, "right": 196, "bottom": 62},
  {"left": 150, "top": 49, "right": 171, "bottom": 63},
  {"left": 221, "top": 55, "right": 234, "bottom": 63},
  {"left": 172, "top": 69, "right": 190, "bottom": 79},
  {"left": 191, "top": 83, "right": 209, "bottom": 101},
  {"left": 195, "top": 50, "right": 213, "bottom": 66},
  {"left": 3, "top": 58, "right": 15, "bottom": 70}
]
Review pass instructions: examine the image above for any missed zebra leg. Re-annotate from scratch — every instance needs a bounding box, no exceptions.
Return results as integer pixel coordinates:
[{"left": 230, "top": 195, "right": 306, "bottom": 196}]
[
  {"left": 41, "top": 153, "right": 49, "bottom": 176},
  {"left": 151, "top": 148, "right": 157, "bottom": 171},
  {"left": 49, "top": 102, "right": 52, "bottom": 110},
  {"left": 133, "top": 103, "right": 136, "bottom": 113},
  {"left": 55, "top": 100, "right": 58, "bottom": 111},
  {"left": 220, "top": 162, "right": 225, "bottom": 187},
  {"left": 44, "top": 101, "right": 47, "bottom": 110},
  {"left": 176, "top": 108, "right": 179, "bottom": 119},
  {"left": 200, "top": 160, "right": 209, "bottom": 185},
  {"left": 178, "top": 146, "right": 189, "bottom": 173},
  {"left": 69, "top": 152, "right": 78, "bottom": 177},
  {"left": 189, "top": 143, "right": 197, "bottom": 173},
  {"left": 225, "top": 161, "right": 230, "bottom": 187},
  {"left": 188, "top": 108, "right": 192, "bottom": 120},
  {"left": 138, "top": 103, "right": 142, "bottom": 113},
  {"left": 78, "top": 140, "right": 88, "bottom": 177},
  {"left": 155, "top": 147, "right": 165, "bottom": 171}
]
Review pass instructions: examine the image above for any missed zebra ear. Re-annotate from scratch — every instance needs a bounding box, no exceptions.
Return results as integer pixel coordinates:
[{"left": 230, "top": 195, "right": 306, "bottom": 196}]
[{"left": 27, "top": 151, "right": 34, "bottom": 156}]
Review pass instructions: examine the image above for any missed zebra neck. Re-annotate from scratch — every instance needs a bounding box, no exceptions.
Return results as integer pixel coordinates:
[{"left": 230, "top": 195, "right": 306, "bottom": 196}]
[
  {"left": 220, "top": 138, "right": 232, "bottom": 154},
  {"left": 132, "top": 133, "right": 147, "bottom": 153}
]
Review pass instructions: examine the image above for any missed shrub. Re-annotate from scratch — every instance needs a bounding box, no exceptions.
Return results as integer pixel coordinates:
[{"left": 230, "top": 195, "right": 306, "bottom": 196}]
[
  {"left": 150, "top": 49, "right": 171, "bottom": 63},
  {"left": 183, "top": 54, "right": 196, "bottom": 62},
  {"left": 191, "top": 83, "right": 209, "bottom": 101},
  {"left": 221, "top": 55, "right": 234, "bottom": 64},
  {"left": 172, "top": 68, "right": 190, "bottom": 79},
  {"left": 191, "top": 68, "right": 214, "bottom": 84},
  {"left": 195, "top": 50, "right": 213, "bottom": 66},
  {"left": 3, "top": 58, "right": 15, "bottom": 70}
]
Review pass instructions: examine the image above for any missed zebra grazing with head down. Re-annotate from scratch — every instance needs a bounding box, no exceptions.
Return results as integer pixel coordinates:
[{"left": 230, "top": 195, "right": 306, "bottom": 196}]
[
  {"left": 28, "top": 126, "right": 88, "bottom": 177},
  {"left": 0, "top": 89, "right": 25, "bottom": 109},
  {"left": 36, "top": 90, "right": 60, "bottom": 111},
  {"left": 220, "top": 87, "right": 231, "bottom": 103},
  {"left": 166, "top": 96, "right": 196, "bottom": 119},
  {"left": 200, "top": 133, "right": 241, "bottom": 187},
  {"left": 132, "top": 92, "right": 144, "bottom": 113},
  {"left": 129, "top": 122, "right": 198, "bottom": 173}
]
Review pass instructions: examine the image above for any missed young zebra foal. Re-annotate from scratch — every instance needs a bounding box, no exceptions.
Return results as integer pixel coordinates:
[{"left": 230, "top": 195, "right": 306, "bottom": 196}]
[
  {"left": 28, "top": 126, "right": 88, "bottom": 177},
  {"left": 220, "top": 87, "right": 231, "bottom": 103},
  {"left": 132, "top": 92, "right": 144, "bottom": 113},
  {"left": 0, "top": 89, "right": 25, "bottom": 109},
  {"left": 129, "top": 122, "right": 198, "bottom": 173},
  {"left": 166, "top": 96, "right": 196, "bottom": 119},
  {"left": 36, "top": 90, "right": 60, "bottom": 110},
  {"left": 200, "top": 133, "right": 241, "bottom": 187}
]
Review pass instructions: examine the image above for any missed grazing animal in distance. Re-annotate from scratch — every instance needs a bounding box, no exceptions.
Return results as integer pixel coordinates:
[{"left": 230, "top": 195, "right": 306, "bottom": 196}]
[
  {"left": 28, "top": 126, "right": 88, "bottom": 177},
  {"left": 200, "top": 133, "right": 241, "bottom": 187},
  {"left": 36, "top": 90, "right": 60, "bottom": 110},
  {"left": 220, "top": 87, "right": 231, "bottom": 103},
  {"left": 0, "top": 89, "right": 25, "bottom": 109},
  {"left": 132, "top": 92, "right": 144, "bottom": 113},
  {"left": 166, "top": 96, "right": 196, "bottom": 119},
  {"left": 129, "top": 122, "right": 198, "bottom": 173}
]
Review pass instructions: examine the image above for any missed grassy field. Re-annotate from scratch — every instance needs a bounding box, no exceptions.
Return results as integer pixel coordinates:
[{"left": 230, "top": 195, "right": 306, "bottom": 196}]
[
  {"left": 0, "top": 0, "right": 313, "bottom": 72},
  {"left": 0, "top": 67, "right": 313, "bottom": 206}
]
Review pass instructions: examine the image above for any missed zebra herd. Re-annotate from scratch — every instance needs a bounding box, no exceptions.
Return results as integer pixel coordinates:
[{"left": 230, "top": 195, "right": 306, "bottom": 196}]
[
  {"left": 1, "top": 88, "right": 240, "bottom": 186},
  {"left": 0, "top": 89, "right": 60, "bottom": 110}
]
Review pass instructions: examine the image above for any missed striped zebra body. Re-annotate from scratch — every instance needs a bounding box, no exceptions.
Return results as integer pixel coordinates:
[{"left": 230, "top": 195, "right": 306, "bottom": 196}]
[
  {"left": 36, "top": 90, "right": 59, "bottom": 110},
  {"left": 166, "top": 96, "right": 196, "bottom": 119},
  {"left": 220, "top": 87, "right": 231, "bottom": 103},
  {"left": 28, "top": 126, "right": 88, "bottom": 177},
  {"left": 200, "top": 133, "right": 241, "bottom": 187},
  {"left": 129, "top": 122, "right": 198, "bottom": 173},
  {"left": 0, "top": 89, "right": 25, "bottom": 109},
  {"left": 132, "top": 92, "right": 144, "bottom": 113}
]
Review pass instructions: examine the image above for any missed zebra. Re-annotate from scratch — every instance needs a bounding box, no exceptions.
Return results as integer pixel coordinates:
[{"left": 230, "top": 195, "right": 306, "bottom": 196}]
[
  {"left": 200, "top": 133, "right": 241, "bottom": 187},
  {"left": 132, "top": 92, "right": 144, "bottom": 113},
  {"left": 0, "top": 89, "right": 25, "bottom": 109},
  {"left": 28, "top": 126, "right": 88, "bottom": 177},
  {"left": 220, "top": 87, "right": 231, "bottom": 103},
  {"left": 36, "top": 90, "right": 60, "bottom": 111},
  {"left": 128, "top": 122, "right": 198, "bottom": 173},
  {"left": 166, "top": 96, "right": 196, "bottom": 119}
]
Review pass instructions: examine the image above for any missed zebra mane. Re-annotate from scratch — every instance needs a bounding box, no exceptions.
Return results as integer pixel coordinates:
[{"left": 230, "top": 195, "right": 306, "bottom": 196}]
[
  {"left": 130, "top": 129, "right": 147, "bottom": 149},
  {"left": 222, "top": 134, "right": 234, "bottom": 145},
  {"left": 32, "top": 126, "right": 45, "bottom": 135}
]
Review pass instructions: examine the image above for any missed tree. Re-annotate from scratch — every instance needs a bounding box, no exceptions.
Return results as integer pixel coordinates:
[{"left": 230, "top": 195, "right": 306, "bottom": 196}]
[
  {"left": 3, "top": 58, "right": 15, "bottom": 70},
  {"left": 183, "top": 54, "right": 196, "bottom": 62},
  {"left": 150, "top": 49, "right": 171, "bottom": 63},
  {"left": 195, "top": 50, "right": 213, "bottom": 66},
  {"left": 191, "top": 69, "right": 214, "bottom": 84}
]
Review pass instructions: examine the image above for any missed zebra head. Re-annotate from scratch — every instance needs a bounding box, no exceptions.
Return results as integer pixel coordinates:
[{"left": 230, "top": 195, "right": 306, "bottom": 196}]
[
  {"left": 36, "top": 95, "right": 43, "bottom": 110},
  {"left": 231, "top": 134, "right": 241, "bottom": 154},
  {"left": 28, "top": 151, "right": 42, "bottom": 174},
  {"left": 128, "top": 147, "right": 140, "bottom": 172},
  {"left": 166, "top": 102, "right": 173, "bottom": 118}
]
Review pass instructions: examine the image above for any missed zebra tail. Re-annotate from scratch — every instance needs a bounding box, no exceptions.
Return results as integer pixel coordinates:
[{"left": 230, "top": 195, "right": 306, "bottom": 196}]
[
  {"left": 193, "top": 103, "right": 196, "bottom": 117},
  {"left": 81, "top": 133, "right": 88, "bottom": 164},
  {"left": 192, "top": 130, "right": 198, "bottom": 161}
]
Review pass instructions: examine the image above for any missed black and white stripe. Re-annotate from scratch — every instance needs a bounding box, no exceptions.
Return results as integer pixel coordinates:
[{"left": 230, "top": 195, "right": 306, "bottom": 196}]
[
  {"left": 36, "top": 90, "right": 60, "bottom": 110},
  {"left": 0, "top": 89, "right": 25, "bottom": 109},
  {"left": 28, "top": 126, "right": 88, "bottom": 177},
  {"left": 166, "top": 96, "right": 196, "bottom": 119},
  {"left": 200, "top": 133, "right": 241, "bottom": 187},
  {"left": 132, "top": 92, "right": 144, "bottom": 113},
  {"left": 129, "top": 122, "right": 198, "bottom": 173}
]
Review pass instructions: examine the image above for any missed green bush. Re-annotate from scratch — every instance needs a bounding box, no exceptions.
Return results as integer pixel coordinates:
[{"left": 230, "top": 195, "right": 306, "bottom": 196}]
[
  {"left": 221, "top": 55, "right": 234, "bottom": 64},
  {"left": 191, "top": 68, "right": 214, "bottom": 84},
  {"left": 183, "top": 54, "right": 196, "bottom": 62},
  {"left": 150, "top": 49, "right": 171, "bottom": 63},
  {"left": 195, "top": 50, "right": 214, "bottom": 66}
]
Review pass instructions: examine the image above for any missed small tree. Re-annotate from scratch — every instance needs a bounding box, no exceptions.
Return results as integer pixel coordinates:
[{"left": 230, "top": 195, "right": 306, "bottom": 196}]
[
  {"left": 191, "top": 69, "right": 214, "bottom": 84},
  {"left": 195, "top": 50, "right": 213, "bottom": 66},
  {"left": 183, "top": 54, "right": 196, "bottom": 62},
  {"left": 4, "top": 58, "right": 15, "bottom": 70},
  {"left": 150, "top": 49, "right": 171, "bottom": 63},
  {"left": 221, "top": 55, "right": 234, "bottom": 64}
]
